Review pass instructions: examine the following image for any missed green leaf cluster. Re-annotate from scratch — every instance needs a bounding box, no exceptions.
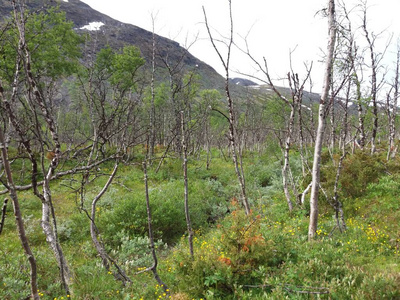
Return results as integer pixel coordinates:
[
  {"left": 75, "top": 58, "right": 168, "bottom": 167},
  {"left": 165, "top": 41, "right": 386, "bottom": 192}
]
[{"left": 0, "top": 7, "right": 82, "bottom": 82}]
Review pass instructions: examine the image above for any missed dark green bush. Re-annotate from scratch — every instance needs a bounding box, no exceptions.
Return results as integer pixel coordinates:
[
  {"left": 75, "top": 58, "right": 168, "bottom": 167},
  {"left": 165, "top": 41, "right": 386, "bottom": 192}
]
[
  {"left": 100, "top": 177, "right": 229, "bottom": 246},
  {"left": 321, "top": 151, "right": 392, "bottom": 199}
]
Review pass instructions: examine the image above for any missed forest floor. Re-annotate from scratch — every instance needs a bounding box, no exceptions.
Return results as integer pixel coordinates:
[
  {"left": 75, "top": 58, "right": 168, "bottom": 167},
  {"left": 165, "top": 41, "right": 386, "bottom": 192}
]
[{"left": 1, "top": 148, "right": 399, "bottom": 299}]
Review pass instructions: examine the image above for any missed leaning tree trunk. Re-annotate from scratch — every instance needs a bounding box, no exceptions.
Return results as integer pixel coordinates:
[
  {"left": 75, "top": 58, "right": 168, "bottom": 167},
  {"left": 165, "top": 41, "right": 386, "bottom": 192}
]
[
  {"left": 41, "top": 174, "right": 71, "bottom": 294},
  {"left": 89, "top": 163, "right": 132, "bottom": 285},
  {"left": 308, "top": 0, "right": 337, "bottom": 241},
  {"left": 0, "top": 127, "right": 40, "bottom": 300},
  {"left": 12, "top": 0, "right": 72, "bottom": 292},
  {"left": 226, "top": 81, "right": 251, "bottom": 215},
  {"left": 142, "top": 162, "right": 170, "bottom": 294},
  {"left": 0, "top": 198, "right": 7, "bottom": 235}
]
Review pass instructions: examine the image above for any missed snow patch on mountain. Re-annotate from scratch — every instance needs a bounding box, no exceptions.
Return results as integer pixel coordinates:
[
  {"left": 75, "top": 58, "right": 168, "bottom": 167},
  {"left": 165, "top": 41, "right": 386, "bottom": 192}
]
[{"left": 80, "top": 21, "right": 105, "bottom": 31}]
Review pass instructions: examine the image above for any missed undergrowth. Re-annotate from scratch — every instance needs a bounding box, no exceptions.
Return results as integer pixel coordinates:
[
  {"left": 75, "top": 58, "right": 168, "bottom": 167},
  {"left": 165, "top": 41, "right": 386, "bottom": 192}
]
[{"left": 1, "top": 148, "right": 399, "bottom": 299}]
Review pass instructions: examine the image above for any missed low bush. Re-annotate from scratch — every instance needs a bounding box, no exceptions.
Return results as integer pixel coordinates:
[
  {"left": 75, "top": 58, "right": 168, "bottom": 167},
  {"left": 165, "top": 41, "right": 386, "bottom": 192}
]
[{"left": 100, "top": 174, "right": 230, "bottom": 246}]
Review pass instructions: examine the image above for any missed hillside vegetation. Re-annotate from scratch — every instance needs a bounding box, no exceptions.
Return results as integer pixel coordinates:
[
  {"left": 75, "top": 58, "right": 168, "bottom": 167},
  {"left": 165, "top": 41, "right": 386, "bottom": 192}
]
[
  {"left": 1, "top": 1, "right": 400, "bottom": 299},
  {"left": 1, "top": 148, "right": 400, "bottom": 299}
]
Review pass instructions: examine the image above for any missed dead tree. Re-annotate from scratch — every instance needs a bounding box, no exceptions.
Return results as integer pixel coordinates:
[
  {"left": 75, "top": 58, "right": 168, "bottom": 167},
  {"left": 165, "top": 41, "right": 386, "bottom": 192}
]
[
  {"left": 181, "top": 111, "right": 194, "bottom": 257},
  {"left": 386, "top": 44, "right": 399, "bottom": 160},
  {"left": 157, "top": 36, "right": 198, "bottom": 156},
  {"left": 0, "top": 198, "right": 7, "bottom": 235},
  {"left": 308, "top": 0, "right": 337, "bottom": 240},
  {"left": 361, "top": 2, "right": 378, "bottom": 153},
  {"left": 203, "top": 0, "right": 251, "bottom": 215},
  {"left": 140, "top": 161, "right": 170, "bottom": 294},
  {"left": 351, "top": 45, "right": 367, "bottom": 150},
  {"left": 148, "top": 13, "right": 158, "bottom": 162},
  {"left": 239, "top": 43, "right": 313, "bottom": 211},
  {"left": 85, "top": 163, "right": 132, "bottom": 285}
]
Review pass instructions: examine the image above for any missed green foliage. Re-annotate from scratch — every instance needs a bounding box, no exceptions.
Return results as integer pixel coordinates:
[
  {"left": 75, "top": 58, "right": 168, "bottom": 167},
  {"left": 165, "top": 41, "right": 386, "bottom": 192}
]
[
  {"left": 94, "top": 46, "right": 115, "bottom": 76},
  {"left": 320, "top": 150, "right": 389, "bottom": 200},
  {"left": 101, "top": 171, "right": 229, "bottom": 245},
  {"left": 263, "top": 97, "right": 291, "bottom": 131},
  {"left": 151, "top": 149, "right": 400, "bottom": 299},
  {"left": 114, "top": 234, "right": 167, "bottom": 270},
  {"left": 111, "top": 45, "right": 145, "bottom": 91},
  {"left": 0, "top": 249, "right": 30, "bottom": 299},
  {"left": 169, "top": 204, "right": 287, "bottom": 299},
  {"left": 1, "top": 3, "right": 399, "bottom": 299},
  {"left": 57, "top": 212, "right": 90, "bottom": 243},
  {"left": 25, "top": 8, "right": 82, "bottom": 78},
  {"left": 199, "top": 89, "right": 221, "bottom": 108},
  {"left": 72, "top": 261, "right": 125, "bottom": 299},
  {"left": 0, "top": 8, "right": 81, "bottom": 81},
  {"left": 366, "top": 174, "right": 400, "bottom": 198},
  {"left": 339, "top": 152, "right": 385, "bottom": 198},
  {"left": 2, "top": 148, "right": 400, "bottom": 299}
]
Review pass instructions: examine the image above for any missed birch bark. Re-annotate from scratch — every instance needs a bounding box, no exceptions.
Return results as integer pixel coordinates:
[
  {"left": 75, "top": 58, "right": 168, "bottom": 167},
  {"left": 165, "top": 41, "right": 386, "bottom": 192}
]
[{"left": 308, "top": 0, "right": 337, "bottom": 240}]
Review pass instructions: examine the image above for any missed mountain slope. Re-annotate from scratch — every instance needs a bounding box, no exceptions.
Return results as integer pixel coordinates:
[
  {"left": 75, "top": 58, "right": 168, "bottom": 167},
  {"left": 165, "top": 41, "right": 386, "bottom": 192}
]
[
  {"left": 0, "top": 0, "right": 323, "bottom": 105},
  {"left": 0, "top": 0, "right": 227, "bottom": 90}
]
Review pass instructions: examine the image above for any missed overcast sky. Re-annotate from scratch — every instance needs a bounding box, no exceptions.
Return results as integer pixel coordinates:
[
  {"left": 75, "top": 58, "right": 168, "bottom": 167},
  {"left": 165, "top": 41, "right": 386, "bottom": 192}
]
[{"left": 80, "top": 0, "right": 400, "bottom": 91}]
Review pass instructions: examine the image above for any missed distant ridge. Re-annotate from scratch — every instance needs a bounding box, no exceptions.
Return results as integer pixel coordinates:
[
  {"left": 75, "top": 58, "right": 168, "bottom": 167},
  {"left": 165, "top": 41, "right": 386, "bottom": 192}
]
[
  {"left": 0, "top": 0, "right": 227, "bottom": 90},
  {"left": 0, "top": 0, "right": 322, "bottom": 104},
  {"left": 229, "top": 78, "right": 259, "bottom": 87}
]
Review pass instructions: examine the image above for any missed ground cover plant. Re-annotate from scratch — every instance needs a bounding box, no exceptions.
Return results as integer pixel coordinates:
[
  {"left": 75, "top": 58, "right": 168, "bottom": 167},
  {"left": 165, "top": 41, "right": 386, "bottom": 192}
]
[
  {"left": 1, "top": 1, "right": 400, "bottom": 299},
  {"left": 1, "top": 147, "right": 400, "bottom": 299}
]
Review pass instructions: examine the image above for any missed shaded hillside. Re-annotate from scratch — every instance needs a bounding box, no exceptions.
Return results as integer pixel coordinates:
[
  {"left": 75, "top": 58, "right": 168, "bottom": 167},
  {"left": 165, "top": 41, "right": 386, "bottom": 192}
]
[
  {"left": 229, "top": 77, "right": 259, "bottom": 87},
  {"left": 0, "top": 0, "right": 226, "bottom": 90},
  {"left": 0, "top": 0, "right": 322, "bottom": 105}
]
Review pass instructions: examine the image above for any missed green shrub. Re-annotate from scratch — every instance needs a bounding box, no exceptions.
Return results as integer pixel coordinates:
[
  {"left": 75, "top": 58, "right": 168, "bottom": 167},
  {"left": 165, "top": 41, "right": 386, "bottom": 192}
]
[
  {"left": 169, "top": 203, "right": 288, "bottom": 299},
  {"left": 114, "top": 234, "right": 166, "bottom": 270},
  {"left": 0, "top": 250, "right": 30, "bottom": 300},
  {"left": 330, "top": 151, "right": 386, "bottom": 199},
  {"left": 100, "top": 177, "right": 229, "bottom": 246},
  {"left": 58, "top": 212, "right": 90, "bottom": 243}
]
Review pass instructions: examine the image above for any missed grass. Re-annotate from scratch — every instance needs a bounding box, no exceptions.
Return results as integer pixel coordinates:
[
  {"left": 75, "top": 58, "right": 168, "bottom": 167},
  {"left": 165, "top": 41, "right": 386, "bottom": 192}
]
[{"left": 1, "top": 148, "right": 399, "bottom": 299}]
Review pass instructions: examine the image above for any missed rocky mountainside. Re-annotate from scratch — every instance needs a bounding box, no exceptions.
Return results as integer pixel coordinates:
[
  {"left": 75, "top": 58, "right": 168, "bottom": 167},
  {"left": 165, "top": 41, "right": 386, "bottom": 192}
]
[
  {"left": 0, "top": 0, "right": 228, "bottom": 90},
  {"left": 229, "top": 78, "right": 259, "bottom": 87},
  {"left": 0, "top": 0, "right": 323, "bottom": 104}
]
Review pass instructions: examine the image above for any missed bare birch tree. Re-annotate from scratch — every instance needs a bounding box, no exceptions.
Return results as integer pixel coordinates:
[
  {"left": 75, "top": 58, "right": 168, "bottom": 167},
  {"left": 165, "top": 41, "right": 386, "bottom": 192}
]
[
  {"left": 361, "top": 1, "right": 379, "bottom": 154},
  {"left": 147, "top": 12, "right": 158, "bottom": 161},
  {"left": 203, "top": 0, "right": 250, "bottom": 215},
  {"left": 10, "top": 1, "right": 80, "bottom": 292},
  {"left": 181, "top": 111, "right": 194, "bottom": 257},
  {"left": 140, "top": 161, "right": 170, "bottom": 294},
  {"left": 86, "top": 163, "right": 132, "bottom": 285},
  {"left": 238, "top": 42, "right": 313, "bottom": 211},
  {"left": 308, "top": 0, "right": 337, "bottom": 240},
  {"left": 386, "top": 44, "right": 399, "bottom": 160}
]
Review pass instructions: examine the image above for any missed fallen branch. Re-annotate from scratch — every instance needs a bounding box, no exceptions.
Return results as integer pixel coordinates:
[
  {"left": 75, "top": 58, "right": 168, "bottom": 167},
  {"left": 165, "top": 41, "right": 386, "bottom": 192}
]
[{"left": 0, "top": 156, "right": 119, "bottom": 195}]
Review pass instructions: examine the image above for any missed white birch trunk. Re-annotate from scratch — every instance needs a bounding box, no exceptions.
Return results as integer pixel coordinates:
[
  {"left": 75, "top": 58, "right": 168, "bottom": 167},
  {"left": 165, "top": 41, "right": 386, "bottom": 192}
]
[{"left": 308, "top": 0, "right": 337, "bottom": 240}]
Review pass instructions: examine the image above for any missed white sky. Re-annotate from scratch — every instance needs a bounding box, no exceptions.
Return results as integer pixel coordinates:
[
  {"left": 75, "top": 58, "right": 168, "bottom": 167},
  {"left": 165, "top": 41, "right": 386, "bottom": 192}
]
[{"left": 80, "top": 0, "right": 400, "bottom": 91}]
